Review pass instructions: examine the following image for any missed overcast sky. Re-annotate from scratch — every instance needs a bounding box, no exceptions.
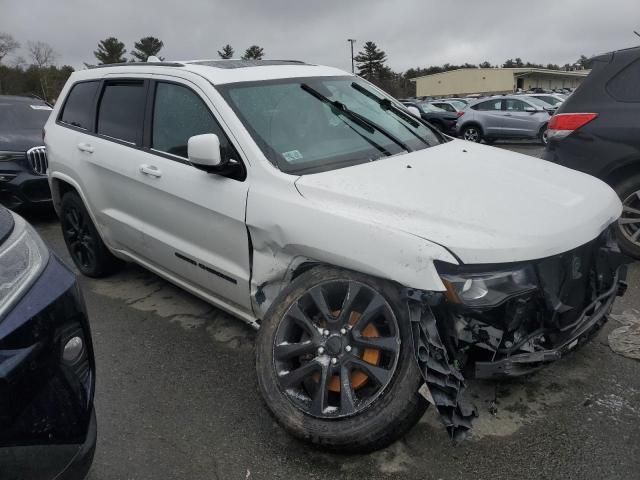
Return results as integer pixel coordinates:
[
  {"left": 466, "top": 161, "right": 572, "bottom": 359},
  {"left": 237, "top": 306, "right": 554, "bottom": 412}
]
[{"left": 1, "top": 0, "right": 638, "bottom": 72}]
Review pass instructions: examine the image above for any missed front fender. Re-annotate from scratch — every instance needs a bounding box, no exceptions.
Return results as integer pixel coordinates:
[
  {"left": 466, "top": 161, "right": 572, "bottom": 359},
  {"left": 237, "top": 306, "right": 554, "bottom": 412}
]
[{"left": 246, "top": 181, "right": 458, "bottom": 318}]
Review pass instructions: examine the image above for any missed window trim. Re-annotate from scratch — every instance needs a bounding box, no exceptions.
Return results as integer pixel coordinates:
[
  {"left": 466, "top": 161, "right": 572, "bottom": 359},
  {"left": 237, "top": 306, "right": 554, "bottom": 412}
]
[
  {"left": 142, "top": 79, "right": 246, "bottom": 180},
  {"left": 95, "top": 78, "right": 149, "bottom": 147},
  {"left": 56, "top": 79, "right": 102, "bottom": 132}
]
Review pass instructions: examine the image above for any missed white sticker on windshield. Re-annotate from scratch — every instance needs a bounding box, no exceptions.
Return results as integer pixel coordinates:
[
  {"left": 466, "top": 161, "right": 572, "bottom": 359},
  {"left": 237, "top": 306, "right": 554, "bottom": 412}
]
[
  {"left": 282, "top": 150, "right": 304, "bottom": 162},
  {"left": 30, "top": 105, "right": 52, "bottom": 110}
]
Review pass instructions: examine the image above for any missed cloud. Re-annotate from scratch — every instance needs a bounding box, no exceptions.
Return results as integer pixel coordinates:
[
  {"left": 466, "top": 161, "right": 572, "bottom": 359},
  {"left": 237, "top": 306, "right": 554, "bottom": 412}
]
[{"left": 0, "top": 0, "right": 637, "bottom": 71}]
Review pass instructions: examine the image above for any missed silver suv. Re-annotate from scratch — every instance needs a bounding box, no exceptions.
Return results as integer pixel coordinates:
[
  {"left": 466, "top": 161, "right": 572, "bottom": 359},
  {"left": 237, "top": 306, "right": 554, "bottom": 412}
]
[{"left": 457, "top": 95, "right": 554, "bottom": 145}]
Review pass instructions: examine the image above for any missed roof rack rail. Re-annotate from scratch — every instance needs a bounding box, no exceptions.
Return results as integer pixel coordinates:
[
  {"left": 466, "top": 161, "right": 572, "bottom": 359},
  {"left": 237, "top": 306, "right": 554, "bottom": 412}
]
[{"left": 88, "top": 62, "right": 184, "bottom": 69}]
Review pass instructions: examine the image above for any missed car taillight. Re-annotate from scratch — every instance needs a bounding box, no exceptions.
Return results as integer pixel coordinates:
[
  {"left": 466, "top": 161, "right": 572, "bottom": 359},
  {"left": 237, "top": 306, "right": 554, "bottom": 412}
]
[
  {"left": 457, "top": 111, "right": 465, "bottom": 117},
  {"left": 547, "top": 113, "right": 598, "bottom": 140}
]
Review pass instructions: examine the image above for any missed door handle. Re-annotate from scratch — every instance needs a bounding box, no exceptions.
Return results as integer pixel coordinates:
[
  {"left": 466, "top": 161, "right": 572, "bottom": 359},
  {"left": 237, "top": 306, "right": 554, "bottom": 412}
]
[
  {"left": 77, "top": 143, "right": 94, "bottom": 153},
  {"left": 139, "top": 164, "right": 162, "bottom": 178}
]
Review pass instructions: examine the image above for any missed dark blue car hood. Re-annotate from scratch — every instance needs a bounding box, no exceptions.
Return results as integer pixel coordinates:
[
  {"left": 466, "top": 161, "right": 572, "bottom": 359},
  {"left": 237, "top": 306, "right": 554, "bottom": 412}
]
[
  {"left": 0, "top": 129, "right": 42, "bottom": 152},
  {"left": 0, "top": 207, "right": 14, "bottom": 244}
]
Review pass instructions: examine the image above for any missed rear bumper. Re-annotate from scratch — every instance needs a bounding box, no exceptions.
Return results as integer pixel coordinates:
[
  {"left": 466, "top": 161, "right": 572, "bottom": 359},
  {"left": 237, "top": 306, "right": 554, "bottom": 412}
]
[
  {"left": 0, "top": 160, "right": 51, "bottom": 210},
  {"left": 475, "top": 268, "right": 626, "bottom": 379}
]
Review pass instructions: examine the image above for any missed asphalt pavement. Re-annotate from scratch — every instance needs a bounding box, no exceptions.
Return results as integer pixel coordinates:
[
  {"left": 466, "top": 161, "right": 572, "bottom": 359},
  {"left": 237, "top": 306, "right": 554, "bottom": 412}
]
[{"left": 25, "top": 142, "right": 640, "bottom": 480}]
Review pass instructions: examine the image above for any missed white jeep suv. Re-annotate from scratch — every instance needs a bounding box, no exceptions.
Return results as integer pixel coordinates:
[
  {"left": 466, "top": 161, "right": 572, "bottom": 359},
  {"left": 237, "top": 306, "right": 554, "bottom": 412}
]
[{"left": 45, "top": 59, "right": 628, "bottom": 451}]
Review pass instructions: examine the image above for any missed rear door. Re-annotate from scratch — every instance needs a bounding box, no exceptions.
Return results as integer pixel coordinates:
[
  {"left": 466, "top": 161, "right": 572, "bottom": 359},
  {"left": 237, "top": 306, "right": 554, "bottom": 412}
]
[
  {"left": 473, "top": 99, "right": 504, "bottom": 135},
  {"left": 79, "top": 77, "right": 150, "bottom": 251}
]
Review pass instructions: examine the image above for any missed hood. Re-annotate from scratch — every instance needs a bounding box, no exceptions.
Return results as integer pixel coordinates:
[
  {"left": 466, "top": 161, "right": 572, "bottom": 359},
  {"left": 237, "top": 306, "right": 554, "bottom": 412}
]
[
  {"left": 295, "top": 140, "right": 622, "bottom": 264},
  {"left": 0, "top": 129, "right": 43, "bottom": 152}
]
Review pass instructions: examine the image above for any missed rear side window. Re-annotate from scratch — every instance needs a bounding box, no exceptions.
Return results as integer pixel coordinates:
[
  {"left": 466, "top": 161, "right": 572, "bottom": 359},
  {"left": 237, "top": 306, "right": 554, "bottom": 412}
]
[
  {"left": 607, "top": 59, "right": 640, "bottom": 102},
  {"left": 97, "top": 81, "right": 146, "bottom": 144},
  {"left": 472, "top": 100, "right": 502, "bottom": 111},
  {"left": 60, "top": 81, "right": 99, "bottom": 130},
  {"left": 151, "top": 82, "right": 236, "bottom": 161}
]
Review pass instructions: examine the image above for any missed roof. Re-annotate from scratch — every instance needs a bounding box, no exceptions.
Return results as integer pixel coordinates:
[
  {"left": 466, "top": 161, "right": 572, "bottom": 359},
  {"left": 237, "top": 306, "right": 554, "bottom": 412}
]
[
  {"left": 410, "top": 67, "right": 590, "bottom": 81},
  {"left": 80, "top": 59, "right": 350, "bottom": 85}
]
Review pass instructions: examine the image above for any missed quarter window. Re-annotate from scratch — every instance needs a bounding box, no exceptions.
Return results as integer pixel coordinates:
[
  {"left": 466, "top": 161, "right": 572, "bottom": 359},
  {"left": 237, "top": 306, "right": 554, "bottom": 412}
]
[
  {"left": 607, "top": 58, "right": 640, "bottom": 102},
  {"left": 60, "top": 81, "right": 99, "bottom": 130},
  {"left": 97, "top": 81, "right": 146, "bottom": 144},
  {"left": 151, "top": 82, "right": 235, "bottom": 161}
]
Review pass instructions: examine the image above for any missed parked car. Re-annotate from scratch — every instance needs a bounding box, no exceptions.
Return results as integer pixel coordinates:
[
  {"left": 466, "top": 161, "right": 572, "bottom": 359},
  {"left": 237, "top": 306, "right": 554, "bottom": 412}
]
[
  {"left": 401, "top": 100, "right": 459, "bottom": 135},
  {"left": 429, "top": 100, "right": 464, "bottom": 113},
  {"left": 46, "top": 59, "right": 627, "bottom": 452},
  {"left": 457, "top": 95, "right": 554, "bottom": 144},
  {"left": 0, "top": 206, "right": 96, "bottom": 479},
  {"left": 544, "top": 46, "right": 640, "bottom": 258},
  {"left": 0, "top": 95, "right": 53, "bottom": 210},
  {"left": 524, "top": 93, "right": 565, "bottom": 107}
]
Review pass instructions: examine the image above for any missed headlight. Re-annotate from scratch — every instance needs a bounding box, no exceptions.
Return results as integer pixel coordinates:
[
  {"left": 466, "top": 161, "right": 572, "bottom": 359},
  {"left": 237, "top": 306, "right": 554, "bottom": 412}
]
[
  {"left": 0, "top": 212, "right": 49, "bottom": 319},
  {"left": 438, "top": 264, "right": 537, "bottom": 308}
]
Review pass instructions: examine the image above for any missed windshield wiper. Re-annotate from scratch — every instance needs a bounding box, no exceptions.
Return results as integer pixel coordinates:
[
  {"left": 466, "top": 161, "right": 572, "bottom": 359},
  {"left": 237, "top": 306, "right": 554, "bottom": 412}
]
[
  {"left": 300, "top": 83, "right": 411, "bottom": 153},
  {"left": 350, "top": 82, "right": 432, "bottom": 147}
]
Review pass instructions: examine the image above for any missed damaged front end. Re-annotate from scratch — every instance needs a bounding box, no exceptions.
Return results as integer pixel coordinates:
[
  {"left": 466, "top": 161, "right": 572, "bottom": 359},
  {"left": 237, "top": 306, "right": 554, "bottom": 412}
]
[{"left": 407, "top": 228, "right": 631, "bottom": 439}]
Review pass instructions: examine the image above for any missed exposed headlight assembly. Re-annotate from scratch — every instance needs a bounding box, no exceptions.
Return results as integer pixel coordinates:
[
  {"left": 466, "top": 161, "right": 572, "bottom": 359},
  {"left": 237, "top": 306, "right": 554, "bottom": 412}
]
[
  {"left": 0, "top": 212, "right": 49, "bottom": 319},
  {"left": 438, "top": 264, "right": 538, "bottom": 308}
]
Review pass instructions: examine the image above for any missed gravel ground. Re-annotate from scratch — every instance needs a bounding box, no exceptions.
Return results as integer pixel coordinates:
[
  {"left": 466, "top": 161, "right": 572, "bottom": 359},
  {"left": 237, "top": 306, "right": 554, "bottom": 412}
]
[{"left": 24, "top": 142, "right": 640, "bottom": 480}]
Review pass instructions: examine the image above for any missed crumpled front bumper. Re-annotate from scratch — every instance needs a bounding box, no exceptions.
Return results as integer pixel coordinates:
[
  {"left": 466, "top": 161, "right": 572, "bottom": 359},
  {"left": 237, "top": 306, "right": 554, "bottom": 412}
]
[{"left": 475, "top": 268, "right": 626, "bottom": 378}]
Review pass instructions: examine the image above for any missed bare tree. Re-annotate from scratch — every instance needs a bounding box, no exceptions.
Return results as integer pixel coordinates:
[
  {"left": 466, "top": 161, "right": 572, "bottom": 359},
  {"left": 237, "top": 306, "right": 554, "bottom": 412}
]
[
  {"left": 0, "top": 32, "right": 20, "bottom": 64},
  {"left": 27, "top": 41, "right": 58, "bottom": 100}
]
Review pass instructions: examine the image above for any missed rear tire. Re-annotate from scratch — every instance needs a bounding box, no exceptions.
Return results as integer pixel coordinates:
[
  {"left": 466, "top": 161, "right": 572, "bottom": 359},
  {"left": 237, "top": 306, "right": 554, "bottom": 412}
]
[
  {"left": 461, "top": 125, "right": 483, "bottom": 143},
  {"left": 539, "top": 126, "right": 549, "bottom": 146},
  {"left": 60, "top": 192, "right": 123, "bottom": 277},
  {"left": 614, "top": 173, "right": 640, "bottom": 259},
  {"left": 255, "top": 266, "right": 427, "bottom": 453}
]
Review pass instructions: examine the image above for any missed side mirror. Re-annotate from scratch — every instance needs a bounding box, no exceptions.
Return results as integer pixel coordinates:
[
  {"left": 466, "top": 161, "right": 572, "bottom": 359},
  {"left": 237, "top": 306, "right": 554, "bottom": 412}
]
[
  {"left": 188, "top": 133, "right": 222, "bottom": 168},
  {"left": 524, "top": 106, "right": 537, "bottom": 113},
  {"left": 187, "top": 133, "right": 245, "bottom": 180},
  {"left": 406, "top": 106, "right": 421, "bottom": 117}
]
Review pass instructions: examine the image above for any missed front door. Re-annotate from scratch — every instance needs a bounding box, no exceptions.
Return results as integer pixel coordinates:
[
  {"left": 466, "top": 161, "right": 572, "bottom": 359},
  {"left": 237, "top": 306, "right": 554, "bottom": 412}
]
[
  {"left": 501, "top": 98, "right": 542, "bottom": 137},
  {"left": 132, "top": 79, "right": 251, "bottom": 310}
]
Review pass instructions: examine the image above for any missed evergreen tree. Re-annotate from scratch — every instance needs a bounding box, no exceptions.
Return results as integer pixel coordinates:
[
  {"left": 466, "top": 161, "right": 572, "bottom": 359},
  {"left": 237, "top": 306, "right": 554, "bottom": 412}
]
[
  {"left": 131, "top": 36, "right": 164, "bottom": 62},
  {"left": 242, "top": 45, "right": 264, "bottom": 60},
  {"left": 94, "top": 37, "right": 127, "bottom": 64},
  {"left": 218, "top": 44, "right": 234, "bottom": 59},
  {"left": 354, "top": 41, "right": 387, "bottom": 80}
]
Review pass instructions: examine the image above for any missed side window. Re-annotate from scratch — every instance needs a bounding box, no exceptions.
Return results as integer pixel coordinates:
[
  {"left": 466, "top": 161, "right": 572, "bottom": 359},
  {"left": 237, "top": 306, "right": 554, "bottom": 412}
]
[
  {"left": 59, "top": 81, "right": 99, "bottom": 130},
  {"left": 151, "top": 82, "right": 236, "bottom": 161},
  {"left": 607, "top": 58, "right": 640, "bottom": 102},
  {"left": 97, "top": 81, "right": 146, "bottom": 144},
  {"left": 504, "top": 99, "right": 527, "bottom": 111},
  {"left": 473, "top": 100, "right": 501, "bottom": 111}
]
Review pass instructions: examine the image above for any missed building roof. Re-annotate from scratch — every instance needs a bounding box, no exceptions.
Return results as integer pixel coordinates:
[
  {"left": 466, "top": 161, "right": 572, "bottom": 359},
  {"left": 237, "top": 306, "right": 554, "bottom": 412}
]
[
  {"left": 79, "top": 59, "right": 350, "bottom": 85},
  {"left": 410, "top": 67, "right": 590, "bottom": 82}
]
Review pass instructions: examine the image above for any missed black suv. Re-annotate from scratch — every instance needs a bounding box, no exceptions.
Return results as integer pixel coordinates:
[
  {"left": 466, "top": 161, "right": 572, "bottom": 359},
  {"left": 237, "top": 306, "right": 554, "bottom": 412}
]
[
  {"left": 543, "top": 46, "right": 640, "bottom": 258},
  {"left": 0, "top": 95, "right": 52, "bottom": 210}
]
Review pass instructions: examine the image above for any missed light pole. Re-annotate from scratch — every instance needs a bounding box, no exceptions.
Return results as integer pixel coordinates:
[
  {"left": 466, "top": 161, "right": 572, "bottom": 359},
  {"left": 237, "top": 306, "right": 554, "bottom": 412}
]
[{"left": 347, "top": 39, "right": 356, "bottom": 73}]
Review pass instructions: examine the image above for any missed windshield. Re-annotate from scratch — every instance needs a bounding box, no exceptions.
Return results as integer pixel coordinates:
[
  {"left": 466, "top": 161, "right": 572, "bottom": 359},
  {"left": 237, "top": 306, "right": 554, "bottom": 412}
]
[
  {"left": 0, "top": 102, "right": 52, "bottom": 130},
  {"left": 217, "top": 76, "right": 441, "bottom": 174}
]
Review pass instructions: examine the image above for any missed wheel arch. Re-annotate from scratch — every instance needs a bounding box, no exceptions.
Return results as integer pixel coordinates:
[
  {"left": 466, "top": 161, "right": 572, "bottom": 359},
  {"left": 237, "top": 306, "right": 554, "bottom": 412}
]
[
  {"left": 460, "top": 121, "right": 484, "bottom": 135},
  {"left": 603, "top": 160, "right": 640, "bottom": 189}
]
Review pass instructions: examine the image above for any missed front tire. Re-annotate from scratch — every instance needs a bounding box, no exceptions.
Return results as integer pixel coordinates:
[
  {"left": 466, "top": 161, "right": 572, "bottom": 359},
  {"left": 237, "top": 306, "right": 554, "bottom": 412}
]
[
  {"left": 461, "top": 125, "right": 482, "bottom": 143},
  {"left": 539, "top": 126, "right": 549, "bottom": 146},
  {"left": 614, "top": 173, "right": 640, "bottom": 258},
  {"left": 60, "top": 192, "right": 123, "bottom": 277},
  {"left": 255, "top": 266, "right": 427, "bottom": 452}
]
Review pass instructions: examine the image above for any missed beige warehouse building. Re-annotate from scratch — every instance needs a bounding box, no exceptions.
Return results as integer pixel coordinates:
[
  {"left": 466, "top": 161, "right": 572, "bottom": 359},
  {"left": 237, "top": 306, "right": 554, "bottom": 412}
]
[{"left": 411, "top": 68, "right": 590, "bottom": 97}]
